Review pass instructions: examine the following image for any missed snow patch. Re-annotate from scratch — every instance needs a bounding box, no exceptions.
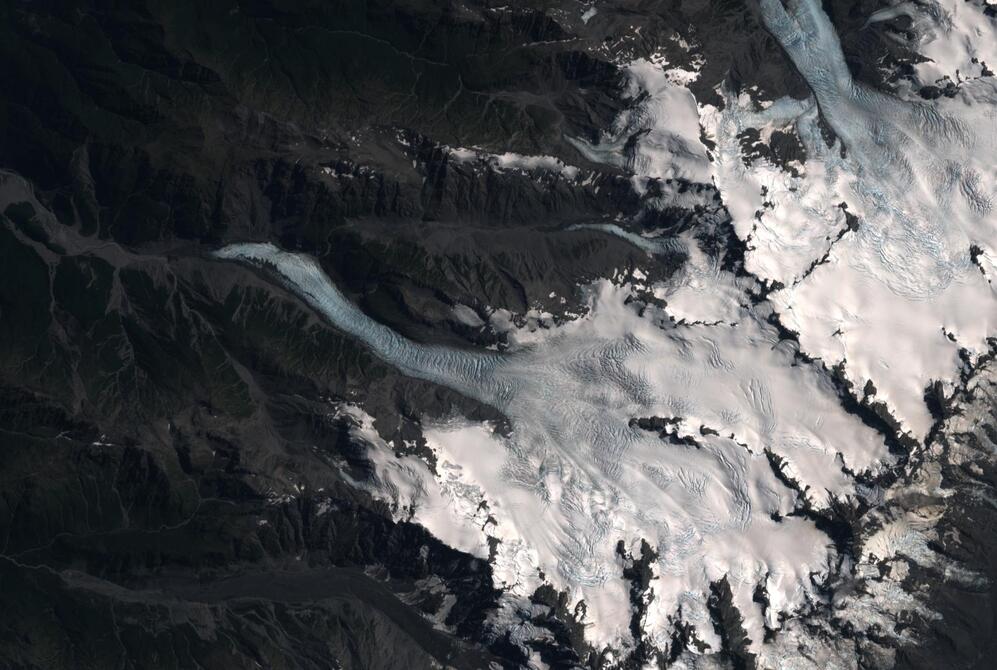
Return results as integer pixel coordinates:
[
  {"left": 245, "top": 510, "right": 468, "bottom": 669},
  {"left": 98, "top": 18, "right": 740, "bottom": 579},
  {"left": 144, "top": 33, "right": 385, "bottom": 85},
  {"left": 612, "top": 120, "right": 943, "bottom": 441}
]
[
  {"left": 448, "top": 146, "right": 580, "bottom": 180},
  {"left": 569, "top": 59, "right": 712, "bottom": 183},
  {"left": 216, "top": 243, "right": 890, "bottom": 652}
]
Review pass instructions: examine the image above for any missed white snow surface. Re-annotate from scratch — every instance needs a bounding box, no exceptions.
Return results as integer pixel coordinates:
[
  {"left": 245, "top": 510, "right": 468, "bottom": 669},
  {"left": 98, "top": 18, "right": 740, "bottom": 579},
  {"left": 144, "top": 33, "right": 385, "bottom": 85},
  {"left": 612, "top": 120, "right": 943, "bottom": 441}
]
[
  {"left": 569, "top": 59, "right": 712, "bottom": 184},
  {"left": 567, "top": 222, "right": 687, "bottom": 256},
  {"left": 702, "top": 0, "right": 997, "bottom": 437},
  {"left": 897, "top": 0, "right": 997, "bottom": 92},
  {"left": 212, "top": 0, "right": 997, "bottom": 657},
  {"left": 447, "top": 146, "right": 581, "bottom": 180},
  {"left": 217, "top": 241, "right": 888, "bottom": 651},
  {"left": 655, "top": 231, "right": 751, "bottom": 325}
]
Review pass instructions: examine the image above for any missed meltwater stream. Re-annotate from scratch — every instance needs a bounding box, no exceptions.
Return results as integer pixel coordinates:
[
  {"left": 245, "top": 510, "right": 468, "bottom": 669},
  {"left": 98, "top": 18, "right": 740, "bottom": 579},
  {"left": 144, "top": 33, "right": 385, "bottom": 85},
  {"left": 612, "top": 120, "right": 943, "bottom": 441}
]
[{"left": 216, "top": 242, "right": 888, "bottom": 648}]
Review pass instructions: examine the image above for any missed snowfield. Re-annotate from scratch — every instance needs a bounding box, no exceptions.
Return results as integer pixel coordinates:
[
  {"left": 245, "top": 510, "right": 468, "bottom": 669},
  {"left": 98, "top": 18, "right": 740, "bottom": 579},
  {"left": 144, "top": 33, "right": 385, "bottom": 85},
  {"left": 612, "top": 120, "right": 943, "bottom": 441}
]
[
  {"left": 704, "top": 0, "right": 997, "bottom": 438},
  {"left": 218, "top": 240, "right": 888, "bottom": 651},
  {"left": 216, "top": 0, "right": 996, "bottom": 661}
]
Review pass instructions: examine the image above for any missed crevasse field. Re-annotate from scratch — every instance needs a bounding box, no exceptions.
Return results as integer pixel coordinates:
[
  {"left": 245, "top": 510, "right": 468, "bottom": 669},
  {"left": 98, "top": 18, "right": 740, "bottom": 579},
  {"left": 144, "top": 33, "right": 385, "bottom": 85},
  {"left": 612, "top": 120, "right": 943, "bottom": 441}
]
[{"left": 217, "top": 0, "right": 995, "bottom": 662}]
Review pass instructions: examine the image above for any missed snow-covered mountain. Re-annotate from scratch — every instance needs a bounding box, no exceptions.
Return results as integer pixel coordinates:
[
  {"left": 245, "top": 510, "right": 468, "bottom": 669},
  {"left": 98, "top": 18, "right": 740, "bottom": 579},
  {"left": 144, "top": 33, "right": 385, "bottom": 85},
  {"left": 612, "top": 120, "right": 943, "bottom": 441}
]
[{"left": 1, "top": 1, "right": 995, "bottom": 668}]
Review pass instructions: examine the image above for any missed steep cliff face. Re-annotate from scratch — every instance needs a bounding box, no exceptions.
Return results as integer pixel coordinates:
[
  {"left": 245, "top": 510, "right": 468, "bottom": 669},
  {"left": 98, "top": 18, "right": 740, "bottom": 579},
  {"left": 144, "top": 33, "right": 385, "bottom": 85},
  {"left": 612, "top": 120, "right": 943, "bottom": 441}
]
[{"left": 1, "top": 1, "right": 995, "bottom": 668}]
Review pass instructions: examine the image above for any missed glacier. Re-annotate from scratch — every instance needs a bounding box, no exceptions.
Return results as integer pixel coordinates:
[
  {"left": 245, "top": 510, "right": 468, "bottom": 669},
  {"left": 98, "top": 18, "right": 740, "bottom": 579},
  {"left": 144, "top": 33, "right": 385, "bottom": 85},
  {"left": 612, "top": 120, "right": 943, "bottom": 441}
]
[
  {"left": 704, "top": 0, "right": 997, "bottom": 437},
  {"left": 216, "top": 240, "right": 889, "bottom": 651},
  {"left": 214, "top": 0, "right": 997, "bottom": 660}
]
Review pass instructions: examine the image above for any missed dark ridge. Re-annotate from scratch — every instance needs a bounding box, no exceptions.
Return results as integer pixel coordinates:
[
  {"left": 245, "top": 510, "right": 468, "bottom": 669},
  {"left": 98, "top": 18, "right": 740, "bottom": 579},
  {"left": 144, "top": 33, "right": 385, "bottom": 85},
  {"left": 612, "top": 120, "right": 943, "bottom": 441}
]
[{"left": 707, "top": 576, "right": 758, "bottom": 670}]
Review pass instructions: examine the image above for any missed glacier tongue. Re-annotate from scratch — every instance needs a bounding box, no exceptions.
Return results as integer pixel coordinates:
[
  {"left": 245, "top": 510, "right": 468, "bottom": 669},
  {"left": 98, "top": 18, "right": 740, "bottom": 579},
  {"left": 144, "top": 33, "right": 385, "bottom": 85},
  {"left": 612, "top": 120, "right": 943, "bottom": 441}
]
[
  {"left": 214, "top": 0, "right": 996, "bottom": 657},
  {"left": 217, "top": 241, "right": 888, "bottom": 650}
]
